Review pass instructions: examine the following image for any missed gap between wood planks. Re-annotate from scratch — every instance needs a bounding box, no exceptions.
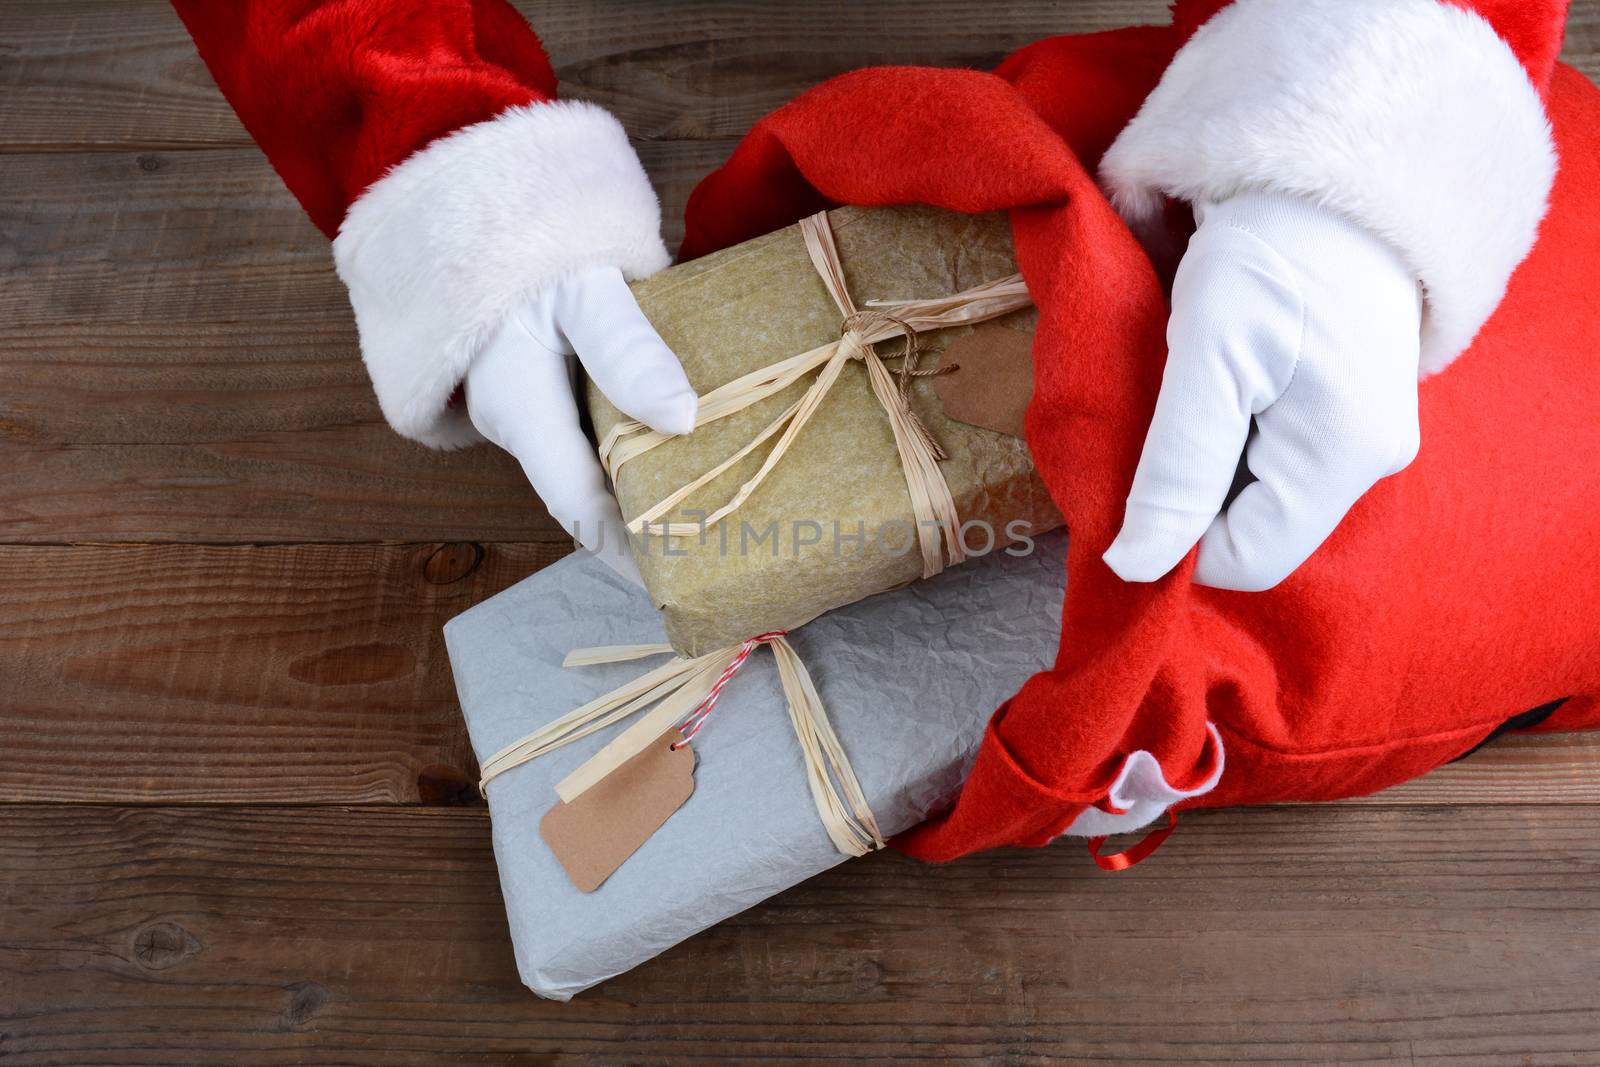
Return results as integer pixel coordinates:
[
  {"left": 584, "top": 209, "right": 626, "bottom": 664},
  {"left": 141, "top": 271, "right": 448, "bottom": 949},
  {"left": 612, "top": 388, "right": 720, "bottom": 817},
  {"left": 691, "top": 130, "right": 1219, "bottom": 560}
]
[
  {"left": 2, "top": 539, "right": 1597, "bottom": 808},
  {"left": 1, "top": 803, "right": 1597, "bottom": 1067}
]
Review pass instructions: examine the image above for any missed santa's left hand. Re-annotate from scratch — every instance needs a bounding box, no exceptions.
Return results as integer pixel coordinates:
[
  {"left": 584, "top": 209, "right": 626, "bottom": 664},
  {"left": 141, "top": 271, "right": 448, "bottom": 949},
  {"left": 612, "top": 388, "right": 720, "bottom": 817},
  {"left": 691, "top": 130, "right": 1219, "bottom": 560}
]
[{"left": 1103, "top": 192, "right": 1424, "bottom": 591}]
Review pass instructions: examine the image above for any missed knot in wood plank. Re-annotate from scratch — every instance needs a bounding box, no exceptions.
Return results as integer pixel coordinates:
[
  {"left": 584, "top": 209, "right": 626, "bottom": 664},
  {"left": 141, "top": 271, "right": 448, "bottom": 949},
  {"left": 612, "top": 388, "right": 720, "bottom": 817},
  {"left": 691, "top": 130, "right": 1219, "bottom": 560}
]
[
  {"left": 422, "top": 542, "right": 484, "bottom": 585},
  {"left": 132, "top": 921, "right": 200, "bottom": 971}
]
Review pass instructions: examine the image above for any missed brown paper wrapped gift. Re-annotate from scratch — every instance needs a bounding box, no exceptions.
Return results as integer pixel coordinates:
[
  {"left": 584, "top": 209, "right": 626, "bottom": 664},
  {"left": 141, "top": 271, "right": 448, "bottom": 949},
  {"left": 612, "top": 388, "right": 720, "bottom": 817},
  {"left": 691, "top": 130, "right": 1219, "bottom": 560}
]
[{"left": 587, "top": 205, "right": 1064, "bottom": 656}]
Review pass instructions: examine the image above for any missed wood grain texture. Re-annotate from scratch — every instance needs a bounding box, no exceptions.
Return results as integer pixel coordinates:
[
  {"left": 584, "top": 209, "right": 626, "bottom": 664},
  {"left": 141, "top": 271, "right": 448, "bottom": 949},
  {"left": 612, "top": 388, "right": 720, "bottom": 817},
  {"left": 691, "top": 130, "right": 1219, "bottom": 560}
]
[
  {"left": 4, "top": 0, "right": 1593, "bottom": 152},
  {"left": 1342, "top": 730, "right": 1600, "bottom": 805},
  {"left": 0, "top": 542, "right": 568, "bottom": 804},
  {"left": 0, "top": 537, "right": 1594, "bottom": 806},
  {"left": 0, "top": 141, "right": 729, "bottom": 329},
  {"left": 0, "top": 0, "right": 1172, "bottom": 150},
  {"left": 0, "top": 141, "right": 727, "bottom": 541},
  {"left": 0, "top": 320, "right": 564, "bottom": 543},
  {"left": 3, "top": 803, "right": 1599, "bottom": 1066}
]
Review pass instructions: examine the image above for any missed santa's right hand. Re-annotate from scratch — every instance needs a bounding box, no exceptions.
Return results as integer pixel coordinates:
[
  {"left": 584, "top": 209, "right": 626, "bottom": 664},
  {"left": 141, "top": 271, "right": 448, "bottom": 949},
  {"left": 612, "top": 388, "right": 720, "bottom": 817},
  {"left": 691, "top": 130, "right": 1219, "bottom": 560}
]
[
  {"left": 1102, "top": 193, "right": 1423, "bottom": 592},
  {"left": 465, "top": 267, "right": 699, "bottom": 586}
]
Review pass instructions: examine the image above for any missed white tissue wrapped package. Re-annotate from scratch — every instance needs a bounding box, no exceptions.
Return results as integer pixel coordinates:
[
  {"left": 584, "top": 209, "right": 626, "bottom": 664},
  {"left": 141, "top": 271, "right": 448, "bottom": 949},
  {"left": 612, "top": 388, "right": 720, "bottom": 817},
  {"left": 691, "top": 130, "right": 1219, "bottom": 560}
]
[{"left": 444, "top": 532, "right": 1066, "bottom": 999}]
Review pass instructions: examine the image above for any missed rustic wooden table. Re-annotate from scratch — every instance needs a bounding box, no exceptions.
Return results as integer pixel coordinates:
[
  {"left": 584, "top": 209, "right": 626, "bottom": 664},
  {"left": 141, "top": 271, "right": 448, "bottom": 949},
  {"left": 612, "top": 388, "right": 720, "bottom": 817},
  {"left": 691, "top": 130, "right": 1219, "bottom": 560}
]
[{"left": 3, "top": 2, "right": 1599, "bottom": 1064}]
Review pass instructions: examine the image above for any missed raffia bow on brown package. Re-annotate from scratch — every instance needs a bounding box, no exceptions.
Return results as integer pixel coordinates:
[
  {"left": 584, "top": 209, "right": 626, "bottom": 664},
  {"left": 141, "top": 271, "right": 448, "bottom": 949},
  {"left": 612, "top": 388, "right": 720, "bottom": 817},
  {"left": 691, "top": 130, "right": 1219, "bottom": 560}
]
[
  {"left": 602, "top": 211, "right": 1034, "bottom": 581},
  {"left": 591, "top": 205, "right": 1063, "bottom": 656},
  {"left": 480, "top": 208, "right": 1062, "bottom": 885}
]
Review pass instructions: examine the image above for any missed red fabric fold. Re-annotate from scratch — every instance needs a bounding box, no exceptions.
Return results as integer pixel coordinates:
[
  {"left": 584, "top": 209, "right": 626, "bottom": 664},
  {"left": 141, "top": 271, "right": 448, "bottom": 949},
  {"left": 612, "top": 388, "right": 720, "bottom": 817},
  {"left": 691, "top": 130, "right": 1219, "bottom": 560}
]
[{"left": 678, "top": 25, "right": 1600, "bottom": 861}]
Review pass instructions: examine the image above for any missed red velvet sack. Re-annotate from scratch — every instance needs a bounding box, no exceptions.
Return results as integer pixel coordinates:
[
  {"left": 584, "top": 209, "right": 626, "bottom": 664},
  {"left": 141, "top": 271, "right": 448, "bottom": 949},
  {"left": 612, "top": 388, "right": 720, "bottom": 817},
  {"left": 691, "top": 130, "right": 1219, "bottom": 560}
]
[{"left": 676, "top": 28, "right": 1600, "bottom": 861}]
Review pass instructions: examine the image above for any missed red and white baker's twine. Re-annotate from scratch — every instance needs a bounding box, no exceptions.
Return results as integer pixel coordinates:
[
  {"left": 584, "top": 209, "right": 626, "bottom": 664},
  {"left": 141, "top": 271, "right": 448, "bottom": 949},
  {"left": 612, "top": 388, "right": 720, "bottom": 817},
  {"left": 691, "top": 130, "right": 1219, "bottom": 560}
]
[{"left": 671, "top": 630, "right": 788, "bottom": 748}]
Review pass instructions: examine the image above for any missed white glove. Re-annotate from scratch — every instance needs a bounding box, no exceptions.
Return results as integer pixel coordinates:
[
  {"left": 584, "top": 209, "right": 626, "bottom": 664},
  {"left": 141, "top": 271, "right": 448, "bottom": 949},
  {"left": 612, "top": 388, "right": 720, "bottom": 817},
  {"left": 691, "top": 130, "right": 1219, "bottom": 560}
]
[
  {"left": 1103, "top": 192, "right": 1424, "bottom": 592},
  {"left": 465, "top": 266, "right": 697, "bottom": 585}
]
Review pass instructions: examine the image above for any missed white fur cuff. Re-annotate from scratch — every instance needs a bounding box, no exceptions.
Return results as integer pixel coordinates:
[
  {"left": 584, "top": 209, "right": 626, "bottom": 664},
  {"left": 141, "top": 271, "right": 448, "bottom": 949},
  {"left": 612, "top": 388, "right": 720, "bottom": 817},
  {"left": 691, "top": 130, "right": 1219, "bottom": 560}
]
[
  {"left": 334, "top": 101, "right": 671, "bottom": 448},
  {"left": 1101, "top": 0, "right": 1557, "bottom": 376}
]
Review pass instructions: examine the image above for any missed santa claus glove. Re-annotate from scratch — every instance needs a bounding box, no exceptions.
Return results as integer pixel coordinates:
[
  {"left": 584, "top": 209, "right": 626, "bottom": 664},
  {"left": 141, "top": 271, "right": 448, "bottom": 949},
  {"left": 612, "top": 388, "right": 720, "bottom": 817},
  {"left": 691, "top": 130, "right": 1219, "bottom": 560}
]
[
  {"left": 1103, "top": 191, "right": 1424, "bottom": 591},
  {"left": 465, "top": 266, "right": 698, "bottom": 585}
]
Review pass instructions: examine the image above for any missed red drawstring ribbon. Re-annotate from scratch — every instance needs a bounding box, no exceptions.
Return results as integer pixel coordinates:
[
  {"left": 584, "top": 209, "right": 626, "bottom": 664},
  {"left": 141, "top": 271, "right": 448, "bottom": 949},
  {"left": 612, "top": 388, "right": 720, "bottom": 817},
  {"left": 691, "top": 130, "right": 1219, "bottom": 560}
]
[
  {"left": 671, "top": 630, "right": 788, "bottom": 749},
  {"left": 1087, "top": 810, "right": 1179, "bottom": 871}
]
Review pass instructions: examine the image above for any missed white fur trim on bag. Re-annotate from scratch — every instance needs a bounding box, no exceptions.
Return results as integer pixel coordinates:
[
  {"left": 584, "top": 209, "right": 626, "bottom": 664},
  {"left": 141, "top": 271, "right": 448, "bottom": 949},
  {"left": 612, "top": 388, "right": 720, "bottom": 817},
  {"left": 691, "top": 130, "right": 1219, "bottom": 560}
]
[
  {"left": 1101, "top": 0, "right": 1557, "bottom": 376},
  {"left": 1060, "top": 723, "right": 1226, "bottom": 838},
  {"left": 333, "top": 101, "right": 672, "bottom": 448}
]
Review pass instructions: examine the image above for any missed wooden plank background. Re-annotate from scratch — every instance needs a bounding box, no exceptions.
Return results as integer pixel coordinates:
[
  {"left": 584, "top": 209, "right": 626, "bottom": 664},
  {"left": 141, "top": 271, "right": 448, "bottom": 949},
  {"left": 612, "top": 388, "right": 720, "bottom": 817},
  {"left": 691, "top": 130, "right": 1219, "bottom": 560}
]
[
  {"left": 1, "top": 2, "right": 1597, "bottom": 1063},
  {"left": 6, "top": 804, "right": 1600, "bottom": 1066}
]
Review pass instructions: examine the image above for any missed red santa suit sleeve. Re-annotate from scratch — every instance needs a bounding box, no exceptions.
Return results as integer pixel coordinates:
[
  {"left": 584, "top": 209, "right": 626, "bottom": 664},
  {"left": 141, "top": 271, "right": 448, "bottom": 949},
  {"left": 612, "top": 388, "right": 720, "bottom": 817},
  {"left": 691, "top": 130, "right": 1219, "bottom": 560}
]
[{"left": 171, "top": 0, "right": 671, "bottom": 448}]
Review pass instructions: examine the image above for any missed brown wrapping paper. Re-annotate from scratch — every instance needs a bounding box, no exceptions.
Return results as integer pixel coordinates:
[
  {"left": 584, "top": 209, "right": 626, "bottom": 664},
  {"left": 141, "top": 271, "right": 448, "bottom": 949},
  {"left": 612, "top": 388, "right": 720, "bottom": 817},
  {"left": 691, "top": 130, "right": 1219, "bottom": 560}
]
[{"left": 588, "top": 205, "right": 1064, "bottom": 655}]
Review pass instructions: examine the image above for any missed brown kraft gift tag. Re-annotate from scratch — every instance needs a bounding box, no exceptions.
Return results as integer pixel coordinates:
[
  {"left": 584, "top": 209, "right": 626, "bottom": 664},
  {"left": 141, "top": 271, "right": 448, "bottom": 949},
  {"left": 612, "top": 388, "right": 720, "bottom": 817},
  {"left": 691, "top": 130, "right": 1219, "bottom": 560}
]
[
  {"left": 539, "top": 729, "right": 697, "bottom": 893},
  {"left": 933, "top": 321, "right": 1036, "bottom": 439}
]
